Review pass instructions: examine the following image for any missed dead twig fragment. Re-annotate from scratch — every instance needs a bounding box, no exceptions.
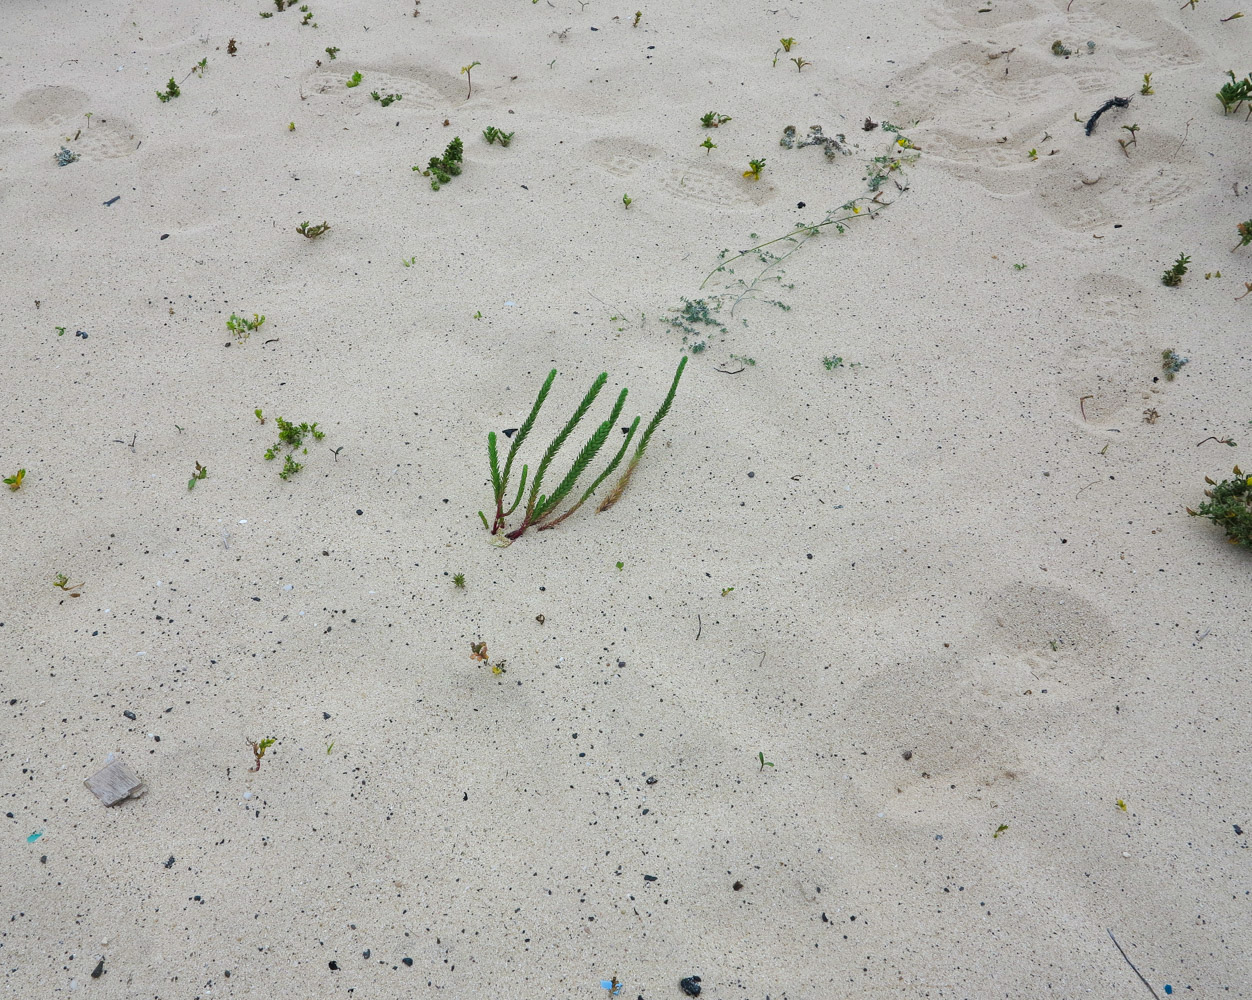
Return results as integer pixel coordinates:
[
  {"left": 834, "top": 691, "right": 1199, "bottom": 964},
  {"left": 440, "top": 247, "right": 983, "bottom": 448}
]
[
  {"left": 1080, "top": 395, "right": 1094, "bottom": 421},
  {"left": 1106, "top": 929, "right": 1162, "bottom": 1000}
]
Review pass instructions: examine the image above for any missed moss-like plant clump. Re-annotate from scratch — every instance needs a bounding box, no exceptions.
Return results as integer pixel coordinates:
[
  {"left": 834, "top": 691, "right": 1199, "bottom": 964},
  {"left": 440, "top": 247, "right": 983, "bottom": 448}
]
[{"left": 1189, "top": 467, "right": 1252, "bottom": 548}]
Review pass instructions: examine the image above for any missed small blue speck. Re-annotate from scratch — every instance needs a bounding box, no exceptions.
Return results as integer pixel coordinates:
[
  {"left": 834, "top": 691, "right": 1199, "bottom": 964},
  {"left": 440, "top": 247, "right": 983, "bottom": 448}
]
[{"left": 1164, "top": 987, "right": 1172, "bottom": 996}]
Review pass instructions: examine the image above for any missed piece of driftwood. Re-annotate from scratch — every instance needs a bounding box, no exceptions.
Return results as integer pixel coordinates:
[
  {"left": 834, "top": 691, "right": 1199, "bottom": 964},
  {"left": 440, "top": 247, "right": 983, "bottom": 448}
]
[{"left": 83, "top": 758, "right": 144, "bottom": 806}]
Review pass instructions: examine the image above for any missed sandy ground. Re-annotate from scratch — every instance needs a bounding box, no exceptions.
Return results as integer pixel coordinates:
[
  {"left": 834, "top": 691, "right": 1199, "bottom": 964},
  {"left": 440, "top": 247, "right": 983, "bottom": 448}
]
[{"left": 2, "top": 0, "right": 1250, "bottom": 997}]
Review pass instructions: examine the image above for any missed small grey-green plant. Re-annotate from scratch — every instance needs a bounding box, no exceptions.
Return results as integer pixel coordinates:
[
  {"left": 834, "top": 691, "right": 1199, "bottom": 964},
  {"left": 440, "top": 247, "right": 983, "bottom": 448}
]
[
  {"left": 1161, "top": 348, "right": 1189, "bottom": 379},
  {"left": 668, "top": 297, "right": 726, "bottom": 353},
  {"left": 481, "top": 357, "right": 687, "bottom": 541},
  {"left": 1161, "top": 252, "right": 1190, "bottom": 286},
  {"left": 264, "top": 417, "right": 326, "bottom": 479},
  {"left": 371, "top": 90, "right": 402, "bottom": 106},
  {"left": 55, "top": 146, "right": 78, "bottom": 166}
]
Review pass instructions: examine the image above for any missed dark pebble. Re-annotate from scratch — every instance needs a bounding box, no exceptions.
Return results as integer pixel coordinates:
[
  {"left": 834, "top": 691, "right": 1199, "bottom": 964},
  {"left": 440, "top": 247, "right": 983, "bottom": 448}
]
[
  {"left": 363, "top": 949, "right": 371, "bottom": 959},
  {"left": 356, "top": 509, "right": 363, "bottom": 515},
  {"left": 40, "top": 855, "right": 47, "bottom": 864},
  {"left": 732, "top": 881, "right": 743, "bottom": 891},
  {"left": 902, "top": 750, "right": 912, "bottom": 761},
  {"left": 646, "top": 776, "right": 658, "bottom": 785},
  {"left": 821, "top": 912, "right": 828, "bottom": 922},
  {"left": 323, "top": 712, "right": 331, "bottom": 720},
  {"left": 680, "top": 975, "right": 702, "bottom": 996},
  {"left": 124, "top": 711, "right": 137, "bottom": 721},
  {"left": 747, "top": 471, "right": 754, "bottom": 478},
  {"left": 164, "top": 856, "right": 175, "bottom": 868},
  {"left": 91, "top": 959, "right": 105, "bottom": 978},
  {"left": 402, "top": 957, "right": 413, "bottom": 967},
  {"left": 1236, "top": 824, "right": 1244, "bottom": 835},
  {"left": 329, "top": 961, "right": 339, "bottom": 971},
  {"left": 251, "top": 596, "right": 260, "bottom": 602},
  {"left": 160, "top": 233, "right": 169, "bottom": 239},
  {"left": 797, "top": 201, "right": 806, "bottom": 208},
  {"left": 502, "top": 428, "right": 518, "bottom": 437},
  {"left": 643, "top": 874, "right": 657, "bottom": 881}
]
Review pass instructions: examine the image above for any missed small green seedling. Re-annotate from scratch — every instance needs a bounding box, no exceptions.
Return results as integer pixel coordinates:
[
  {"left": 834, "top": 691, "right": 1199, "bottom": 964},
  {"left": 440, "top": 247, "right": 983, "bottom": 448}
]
[
  {"left": 1234, "top": 219, "right": 1252, "bottom": 250},
  {"left": 616, "top": 561, "right": 624, "bottom": 570},
  {"left": 226, "top": 312, "right": 265, "bottom": 340},
  {"left": 779, "top": 37, "right": 796, "bottom": 51},
  {"left": 1140, "top": 73, "right": 1154, "bottom": 95},
  {"left": 255, "top": 408, "right": 266, "bottom": 424},
  {"left": 721, "top": 586, "right": 734, "bottom": 596},
  {"left": 4, "top": 469, "right": 25, "bottom": 491},
  {"left": 187, "top": 461, "right": 208, "bottom": 490},
  {"left": 296, "top": 220, "right": 330, "bottom": 238},
  {"left": 1028, "top": 147, "right": 1039, "bottom": 160},
  {"left": 248, "top": 737, "right": 277, "bottom": 772},
  {"left": 1162, "top": 252, "right": 1190, "bottom": 286},
  {"left": 1188, "top": 465, "right": 1252, "bottom": 547},
  {"left": 743, "top": 158, "right": 766, "bottom": 180},
  {"left": 482, "top": 125, "right": 514, "bottom": 146},
  {"left": 325, "top": 46, "right": 339, "bottom": 59},
  {"left": 1117, "top": 799, "right": 1127, "bottom": 811},
  {"left": 823, "top": 355, "right": 844, "bottom": 369},
  {"left": 700, "top": 112, "right": 732, "bottom": 128},
  {"left": 415, "top": 136, "right": 463, "bottom": 190},
  {"left": 371, "top": 91, "right": 402, "bottom": 106},
  {"left": 326, "top": 742, "right": 334, "bottom": 754},
  {"left": 346, "top": 70, "right": 362, "bottom": 88},
  {"left": 192, "top": 57, "right": 207, "bottom": 78},
  {"left": 402, "top": 256, "right": 417, "bottom": 267},
  {"left": 461, "top": 60, "right": 480, "bottom": 98},
  {"left": 453, "top": 572, "right": 466, "bottom": 588},
  {"left": 1161, "top": 348, "right": 1190, "bottom": 379},
  {"left": 993, "top": 823, "right": 1009, "bottom": 838},
  {"left": 53, "top": 572, "right": 83, "bottom": 596},
  {"left": 792, "top": 56, "right": 811, "bottom": 72},
  {"left": 758, "top": 751, "right": 774, "bottom": 771},
  {"left": 473, "top": 310, "right": 483, "bottom": 319},
  {"left": 622, "top": 192, "right": 632, "bottom": 208},
  {"left": 156, "top": 77, "right": 181, "bottom": 102},
  {"left": 84, "top": 112, "right": 93, "bottom": 128},
  {"left": 1013, "top": 262, "right": 1028, "bottom": 270},
  {"left": 701, "top": 137, "right": 717, "bottom": 154},
  {"left": 729, "top": 354, "right": 757, "bottom": 367},
  {"left": 55, "top": 326, "right": 66, "bottom": 336},
  {"left": 632, "top": 10, "right": 642, "bottom": 26},
  {"left": 264, "top": 416, "right": 326, "bottom": 479},
  {"left": 1217, "top": 70, "right": 1252, "bottom": 115}
]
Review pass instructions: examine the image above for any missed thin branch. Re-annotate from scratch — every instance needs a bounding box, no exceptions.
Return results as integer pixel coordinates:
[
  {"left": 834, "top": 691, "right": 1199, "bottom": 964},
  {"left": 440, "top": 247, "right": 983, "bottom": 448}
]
[{"left": 1106, "top": 929, "right": 1161, "bottom": 1000}]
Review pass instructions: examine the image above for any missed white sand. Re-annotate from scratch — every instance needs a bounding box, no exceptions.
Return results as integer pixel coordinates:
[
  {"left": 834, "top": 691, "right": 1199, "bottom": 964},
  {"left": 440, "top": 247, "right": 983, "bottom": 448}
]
[{"left": 2, "top": 0, "right": 1249, "bottom": 996}]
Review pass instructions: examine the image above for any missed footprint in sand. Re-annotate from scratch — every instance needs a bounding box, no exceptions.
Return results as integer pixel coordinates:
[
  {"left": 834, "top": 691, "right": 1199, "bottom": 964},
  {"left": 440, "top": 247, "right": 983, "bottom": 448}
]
[{"left": 582, "top": 136, "right": 661, "bottom": 178}]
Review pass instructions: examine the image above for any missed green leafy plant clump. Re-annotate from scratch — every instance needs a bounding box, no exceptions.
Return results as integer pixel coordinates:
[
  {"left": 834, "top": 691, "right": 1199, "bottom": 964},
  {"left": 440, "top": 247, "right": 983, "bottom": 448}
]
[
  {"left": 227, "top": 312, "right": 265, "bottom": 340},
  {"left": 371, "top": 90, "right": 402, "bottom": 106},
  {"left": 1161, "top": 252, "right": 1190, "bottom": 286},
  {"left": 1235, "top": 219, "right": 1252, "bottom": 250},
  {"left": 1189, "top": 466, "right": 1252, "bottom": 547},
  {"left": 264, "top": 416, "right": 326, "bottom": 480},
  {"left": 346, "top": 70, "right": 363, "bottom": 88},
  {"left": 481, "top": 357, "right": 687, "bottom": 541},
  {"left": 416, "top": 136, "right": 463, "bottom": 189},
  {"left": 1217, "top": 70, "right": 1252, "bottom": 116},
  {"left": 1161, "top": 348, "right": 1190, "bottom": 379},
  {"left": 296, "top": 220, "right": 330, "bottom": 238},
  {"left": 156, "top": 77, "right": 181, "bottom": 102},
  {"left": 482, "top": 125, "right": 514, "bottom": 146},
  {"left": 4, "top": 469, "right": 25, "bottom": 491},
  {"left": 701, "top": 112, "right": 732, "bottom": 128}
]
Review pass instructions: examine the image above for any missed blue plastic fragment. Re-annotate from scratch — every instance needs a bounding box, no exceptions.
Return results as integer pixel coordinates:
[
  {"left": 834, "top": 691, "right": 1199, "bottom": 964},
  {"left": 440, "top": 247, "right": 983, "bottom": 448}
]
[
  {"left": 599, "top": 980, "right": 623, "bottom": 996},
  {"left": 1164, "top": 987, "right": 1172, "bottom": 996},
  {"left": 27, "top": 831, "right": 43, "bottom": 843}
]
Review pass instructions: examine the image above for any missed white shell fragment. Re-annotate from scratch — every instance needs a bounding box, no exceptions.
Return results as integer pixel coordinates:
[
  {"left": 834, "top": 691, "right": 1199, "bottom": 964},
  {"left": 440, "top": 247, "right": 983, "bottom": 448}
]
[{"left": 83, "top": 757, "right": 145, "bottom": 806}]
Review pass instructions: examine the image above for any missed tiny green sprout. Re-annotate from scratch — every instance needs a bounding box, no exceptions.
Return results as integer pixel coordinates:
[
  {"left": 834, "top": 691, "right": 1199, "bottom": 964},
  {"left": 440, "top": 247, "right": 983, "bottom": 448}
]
[
  {"left": 461, "top": 60, "right": 480, "bottom": 98},
  {"left": 346, "top": 70, "right": 362, "bottom": 88},
  {"left": 1141, "top": 73, "right": 1154, "bottom": 95},
  {"left": 483, "top": 125, "right": 515, "bottom": 146},
  {"left": 370, "top": 90, "right": 380, "bottom": 100},
  {"left": 1161, "top": 348, "right": 1190, "bottom": 379},
  {"left": 156, "top": 77, "right": 181, "bottom": 102},
  {"left": 633, "top": 10, "right": 642, "bottom": 26},
  {"left": 187, "top": 461, "right": 208, "bottom": 490},
  {"left": 743, "top": 158, "right": 766, "bottom": 180},
  {"left": 773, "top": 48, "right": 781, "bottom": 67},
  {"left": 779, "top": 37, "right": 796, "bottom": 51},
  {"left": 1235, "top": 219, "right": 1252, "bottom": 250},
  {"left": 249, "top": 737, "right": 277, "bottom": 772},
  {"left": 622, "top": 192, "right": 633, "bottom": 208},
  {"left": 473, "top": 310, "right": 482, "bottom": 319},
  {"left": 700, "top": 112, "right": 732, "bottom": 128},
  {"left": 260, "top": 10, "right": 273, "bottom": 16},
  {"left": 402, "top": 256, "right": 416, "bottom": 267},
  {"left": 4, "top": 469, "right": 25, "bottom": 491},
  {"left": 721, "top": 586, "right": 734, "bottom": 596},
  {"left": 226, "top": 312, "right": 265, "bottom": 340},
  {"left": 822, "top": 355, "right": 844, "bottom": 370},
  {"left": 453, "top": 572, "right": 466, "bottom": 588},
  {"left": 792, "top": 56, "right": 811, "bottom": 72},
  {"left": 1161, "top": 252, "right": 1190, "bottom": 287},
  {"left": 194, "top": 57, "right": 207, "bottom": 77},
  {"left": 255, "top": 408, "right": 265, "bottom": 424},
  {"left": 1049, "top": 639, "right": 1058, "bottom": 651},
  {"left": 1205, "top": 270, "right": 1222, "bottom": 279},
  {"left": 1221, "top": 10, "right": 1245, "bottom": 19},
  {"left": 84, "top": 112, "right": 93, "bottom": 128},
  {"left": 1028, "top": 147, "right": 1038, "bottom": 160},
  {"left": 1013, "top": 262, "right": 1027, "bottom": 270},
  {"left": 1117, "top": 799, "right": 1127, "bottom": 811},
  {"left": 52, "top": 572, "right": 83, "bottom": 596},
  {"left": 325, "top": 46, "right": 339, "bottom": 59},
  {"left": 701, "top": 137, "right": 717, "bottom": 154},
  {"left": 993, "top": 823, "right": 1009, "bottom": 838},
  {"left": 296, "top": 220, "right": 330, "bottom": 238},
  {"left": 326, "top": 742, "right": 334, "bottom": 754},
  {"left": 55, "top": 326, "right": 66, "bottom": 336},
  {"left": 758, "top": 751, "right": 775, "bottom": 771},
  {"left": 174, "top": 424, "right": 184, "bottom": 433},
  {"left": 288, "top": 121, "right": 295, "bottom": 131},
  {"left": 616, "top": 561, "right": 624, "bottom": 570}
]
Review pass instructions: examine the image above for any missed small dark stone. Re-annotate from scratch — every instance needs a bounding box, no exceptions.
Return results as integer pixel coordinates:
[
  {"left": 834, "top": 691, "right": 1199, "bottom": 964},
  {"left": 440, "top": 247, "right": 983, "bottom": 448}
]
[
  {"left": 463, "top": 792, "right": 468, "bottom": 801},
  {"left": 821, "top": 912, "right": 828, "bottom": 922},
  {"left": 402, "top": 957, "right": 413, "bottom": 967},
  {"left": 251, "top": 596, "right": 261, "bottom": 602},
  {"left": 502, "top": 428, "right": 518, "bottom": 437},
  {"left": 732, "top": 881, "right": 743, "bottom": 891},
  {"left": 363, "top": 949, "right": 371, "bottom": 959},
  {"left": 643, "top": 874, "right": 657, "bottom": 881},
  {"left": 679, "top": 975, "right": 702, "bottom": 996},
  {"left": 153, "top": 734, "right": 160, "bottom": 741},
  {"left": 902, "top": 750, "right": 912, "bottom": 761},
  {"left": 160, "top": 233, "right": 169, "bottom": 240},
  {"left": 90, "top": 959, "right": 105, "bottom": 978},
  {"left": 356, "top": 509, "right": 363, "bottom": 515},
  {"left": 40, "top": 855, "right": 47, "bottom": 864},
  {"left": 797, "top": 201, "right": 806, "bottom": 208},
  {"left": 1236, "top": 824, "right": 1245, "bottom": 835},
  {"left": 646, "top": 776, "right": 658, "bottom": 785},
  {"left": 747, "top": 471, "right": 754, "bottom": 478},
  {"left": 123, "top": 711, "right": 137, "bottom": 721},
  {"left": 164, "top": 856, "right": 175, "bottom": 869},
  {"left": 329, "top": 961, "right": 340, "bottom": 971},
  {"left": 323, "top": 712, "right": 331, "bottom": 720}
]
